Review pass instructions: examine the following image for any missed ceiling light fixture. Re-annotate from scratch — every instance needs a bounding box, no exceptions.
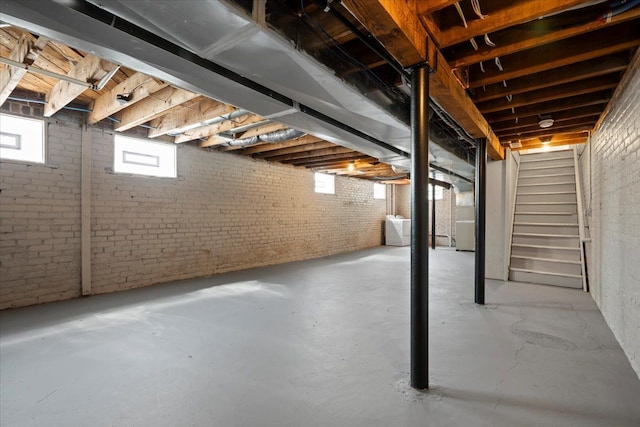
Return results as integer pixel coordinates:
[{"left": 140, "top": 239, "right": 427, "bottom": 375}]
[
  {"left": 538, "top": 117, "right": 554, "bottom": 128},
  {"left": 348, "top": 162, "right": 355, "bottom": 172}
]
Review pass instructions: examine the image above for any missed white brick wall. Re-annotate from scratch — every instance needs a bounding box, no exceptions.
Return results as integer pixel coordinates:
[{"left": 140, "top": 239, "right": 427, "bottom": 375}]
[
  {"left": 396, "top": 184, "right": 456, "bottom": 246},
  {"left": 581, "top": 63, "right": 640, "bottom": 378},
  {"left": 0, "top": 103, "right": 387, "bottom": 308},
  {"left": 0, "top": 108, "right": 83, "bottom": 307}
]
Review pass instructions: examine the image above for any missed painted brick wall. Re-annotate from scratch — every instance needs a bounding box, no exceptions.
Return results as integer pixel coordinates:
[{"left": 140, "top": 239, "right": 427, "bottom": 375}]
[
  {"left": 0, "top": 102, "right": 84, "bottom": 307},
  {"left": 0, "top": 103, "right": 387, "bottom": 309},
  {"left": 396, "top": 184, "right": 456, "bottom": 246},
  {"left": 581, "top": 63, "right": 640, "bottom": 378}
]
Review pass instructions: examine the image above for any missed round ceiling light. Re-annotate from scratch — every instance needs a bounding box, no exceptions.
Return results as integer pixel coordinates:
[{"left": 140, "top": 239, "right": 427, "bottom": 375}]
[{"left": 539, "top": 118, "right": 554, "bottom": 128}]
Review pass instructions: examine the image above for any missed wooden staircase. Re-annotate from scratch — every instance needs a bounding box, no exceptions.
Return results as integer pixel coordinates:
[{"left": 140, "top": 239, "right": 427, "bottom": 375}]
[{"left": 509, "top": 149, "right": 585, "bottom": 289}]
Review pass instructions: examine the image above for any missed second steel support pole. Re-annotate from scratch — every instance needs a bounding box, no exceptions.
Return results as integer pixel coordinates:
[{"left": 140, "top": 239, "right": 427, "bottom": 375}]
[
  {"left": 410, "top": 65, "right": 430, "bottom": 389},
  {"left": 475, "top": 139, "right": 487, "bottom": 305},
  {"left": 431, "top": 177, "right": 436, "bottom": 250}
]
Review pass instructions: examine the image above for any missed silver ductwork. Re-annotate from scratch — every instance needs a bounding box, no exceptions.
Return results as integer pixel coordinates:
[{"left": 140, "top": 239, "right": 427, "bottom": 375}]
[{"left": 225, "top": 128, "right": 306, "bottom": 147}]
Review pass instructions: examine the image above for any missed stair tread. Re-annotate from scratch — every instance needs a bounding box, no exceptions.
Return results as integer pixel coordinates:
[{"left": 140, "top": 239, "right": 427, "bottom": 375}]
[
  {"left": 513, "top": 233, "right": 578, "bottom": 239},
  {"left": 514, "top": 222, "right": 578, "bottom": 227},
  {"left": 519, "top": 173, "right": 574, "bottom": 178},
  {"left": 511, "top": 255, "right": 581, "bottom": 265},
  {"left": 509, "top": 267, "right": 582, "bottom": 279},
  {"left": 515, "top": 211, "right": 576, "bottom": 215},
  {"left": 520, "top": 155, "right": 573, "bottom": 163},
  {"left": 520, "top": 164, "right": 574, "bottom": 171},
  {"left": 517, "top": 191, "right": 576, "bottom": 195},
  {"left": 518, "top": 181, "right": 575, "bottom": 187},
  {"left": 517, "top": 201, "right": 577, "bottom": 205},
  {"left": 512, "top": 243, "right": 580, "bottom": 251}
]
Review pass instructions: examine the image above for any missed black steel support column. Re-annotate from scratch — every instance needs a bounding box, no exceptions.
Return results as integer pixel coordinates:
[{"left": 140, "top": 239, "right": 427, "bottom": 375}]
[
  {"left": 475, "top": 139, "right": 487, "bottom": 305},
  {"left": 431, "top": 178, "right": 436, "bottom": 250},
  {"left": 410, "top": 65, "right": 429, "bottom": 389}
]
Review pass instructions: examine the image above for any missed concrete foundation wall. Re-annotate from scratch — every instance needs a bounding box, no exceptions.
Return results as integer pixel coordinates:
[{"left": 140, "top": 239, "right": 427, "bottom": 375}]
[
  {"left": 580, "top": 64, "right": 640, "bottom": 378},
  {"left": 0, "top": 102, "right": 387, "bottom": 309}
]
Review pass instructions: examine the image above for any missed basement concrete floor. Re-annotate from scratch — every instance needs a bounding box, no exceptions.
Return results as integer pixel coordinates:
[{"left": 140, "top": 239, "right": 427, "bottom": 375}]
[{"left": 1, "top": 247, "right": 639, "bottom": 427}]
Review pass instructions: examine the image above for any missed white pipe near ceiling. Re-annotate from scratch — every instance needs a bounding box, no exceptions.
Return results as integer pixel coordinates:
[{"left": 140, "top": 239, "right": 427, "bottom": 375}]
[{"left": 0, "top": 56, "right": 92, "bottom": 88}]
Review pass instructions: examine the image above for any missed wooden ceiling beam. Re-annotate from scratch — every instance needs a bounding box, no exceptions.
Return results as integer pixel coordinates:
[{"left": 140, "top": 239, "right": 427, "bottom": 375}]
[
  {"left": 447, "top": 7, "right": 640, "bottom": 68},
  {"left": 341, "top": 0, "right": 504, "bottom": 160},
  {"left": 503, "top": 125, "right": 593, "bottom": 142},
  {"left": 267, "top": 146, "right": 356, "bottom": 163},
  {"left": 240, "top": 135, "right": 324, "bottom": 155},
  {"left": 413, "top": 0, "right": 460, "bottom": 16},
  {"left": 174, "top": 113, "right": 263, "bottom": 144},
  {"left": 112, "top": 86, "right": 198, "bottom": 131},
  {"left": 497, "top": 116, "right": 600, "bottom": 139},
  {"left": 515, "top": 132, "right": 590, "bottom": 147},
  {"left": 472, "top": 55, "right": 628, "bottom": 103},
  {"left": 468, "top": 22, "right": 640, "bottom": 89},
  {"left": 147, "top": 98, "right": 236, "bottom": 138},
  {"left": 290, "top": 153, "right": 371, "bottom": 167},
  {"left": 437, "top": 0, "right": 590, "bottom": 49},
  {"left": 303, "top": 156, "right": 379, "bottom": 169},
  {"left": 491, "top": 105, "right": 605, "bottom": 132},
  {"left": 478, "top": 74, "right": 620, "bottom": 114},
  {"left": 44, "top": 54, "right": 117, "bottom": 117},
  {"left": 341, "top": 0, "right": 427, "bottom": 67},
  {"left": 511, "top": 137, "right": 587, "bottom": 151},
  {"left": 87, "top": 72, "right": 165, "bottom": 124},
  {"left": 0, "top": 35, "right": 48, "bottom": 105},
  {"left": 486, "top": 91, "right": 611, "bottom": 123},
  {"left": 255, "top": 141, "right": 336, "bottom": 159}
]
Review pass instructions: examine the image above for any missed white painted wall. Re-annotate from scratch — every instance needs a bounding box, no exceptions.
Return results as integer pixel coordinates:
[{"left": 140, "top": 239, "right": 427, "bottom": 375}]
[
  {"left": 485, "top": 149, "right": 519, "bottom": 280},
  {"left": 579, "top": 61, "right": 640, "bottom": 378}
]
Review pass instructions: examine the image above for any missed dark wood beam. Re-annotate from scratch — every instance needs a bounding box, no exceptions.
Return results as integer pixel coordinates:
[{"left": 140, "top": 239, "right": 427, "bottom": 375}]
[
  {"left": 478, "top": 74, "right": 619, "bottom": 114},
  {"left": 485, "top": 91, "right": 611, "bottom": 123},
  {"left": 468, "top": 21, "right": 640, "bottom": 89},
  {"left": 447, "top": 8, "right": 640, "bottom": 68},
  {"left": 512, "top": 137, "right": 587, "bottom": 151},
  {"left": 437, "top": 0, "right": 595, "bottom": 49},
  {"left": 497, "top": 116, "right": 599, "bottom": 139},
  {"left": 472, "top": 55, "right": 628, "bottom": 103},
  {"left": 413, "top": 0, "right": 460, "bottom": 16},
  {"left": 491, "top": 105, "right": 605, "bottom": 132},
  {"left": 502, "top": 125, "right": 593, "bottom": 141},
  {"left": 341, "top": 0, "right": 504, "bottom": 159}
]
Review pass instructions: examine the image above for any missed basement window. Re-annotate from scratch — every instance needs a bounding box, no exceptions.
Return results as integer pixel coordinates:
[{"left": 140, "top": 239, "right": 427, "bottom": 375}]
[
  {"left": 373, "top": 183, "right": 386, "bottom": 199},
  {"left": 428, "top": 184, "right": 444, "bottom": 201},
  {"left": 114, "top": 135, "right": 177, "bottom": 178},
  {"left": 314, "top": 172, "right": 335, "bottom": 194},
  {"left": 0, "top": 113, "right": 45, "bottom": 164}
]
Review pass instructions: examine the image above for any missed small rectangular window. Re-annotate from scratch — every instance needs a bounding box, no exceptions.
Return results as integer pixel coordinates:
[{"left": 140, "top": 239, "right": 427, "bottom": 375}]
[
  {"left": 0, "top": 113, "right": 45, "bottom": 164},
  {"left": 114, "top": 135, "right": 176, "bottom": 178},
  {"left": 314, "top": 172, "right": 335, "bottom": 194},
  {"left": 373, "top": 183, "right": 386, "bottom": 199}
]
